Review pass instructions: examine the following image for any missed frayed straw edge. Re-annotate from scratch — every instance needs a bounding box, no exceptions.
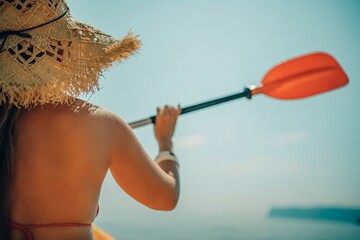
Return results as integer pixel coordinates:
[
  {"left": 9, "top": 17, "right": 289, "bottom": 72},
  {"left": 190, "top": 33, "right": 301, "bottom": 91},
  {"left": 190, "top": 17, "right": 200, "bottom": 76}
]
[{"left": 104, "top": 31, "right": 142, "bottom": 64}]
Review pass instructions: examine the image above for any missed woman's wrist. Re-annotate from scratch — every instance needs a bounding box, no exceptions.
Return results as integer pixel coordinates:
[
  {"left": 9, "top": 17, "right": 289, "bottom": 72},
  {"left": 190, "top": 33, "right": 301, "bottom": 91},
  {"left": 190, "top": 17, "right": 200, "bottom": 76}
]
[{"left": 158, "top": 140, "right": 173, "bottom": 152}]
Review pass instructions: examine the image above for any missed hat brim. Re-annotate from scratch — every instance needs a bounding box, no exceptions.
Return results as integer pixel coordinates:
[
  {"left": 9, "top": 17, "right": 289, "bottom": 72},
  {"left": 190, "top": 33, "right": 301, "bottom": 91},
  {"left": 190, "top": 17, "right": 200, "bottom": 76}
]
[{"left": 0, "top": 0, "right": 141, "bottom": 108}]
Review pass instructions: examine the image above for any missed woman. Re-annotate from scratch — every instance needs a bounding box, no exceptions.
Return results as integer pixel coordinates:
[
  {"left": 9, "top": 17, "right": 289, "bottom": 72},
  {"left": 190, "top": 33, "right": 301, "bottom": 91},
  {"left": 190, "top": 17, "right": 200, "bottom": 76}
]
[{"left": 0, "top": 0, "right": 181, "bottom": 239}]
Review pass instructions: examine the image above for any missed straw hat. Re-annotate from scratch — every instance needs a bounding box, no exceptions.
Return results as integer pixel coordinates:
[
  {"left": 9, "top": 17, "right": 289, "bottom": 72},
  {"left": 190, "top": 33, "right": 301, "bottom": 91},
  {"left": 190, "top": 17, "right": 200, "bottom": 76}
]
[{"left": 0, "top": 0, "right": 141, "bottom": 108}]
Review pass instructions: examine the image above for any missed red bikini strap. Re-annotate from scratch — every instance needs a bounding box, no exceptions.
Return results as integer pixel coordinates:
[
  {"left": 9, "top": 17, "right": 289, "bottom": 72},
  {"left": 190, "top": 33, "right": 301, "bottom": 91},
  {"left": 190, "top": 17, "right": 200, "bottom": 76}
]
[
  {"left": 8, "top": 221, "right": 92, "bottom": 228},
  {"left": 7, "top": 205, "right": 98, "bottom": 239},
  {"left": 8, "top": 220, "right": 35, "bottom": 240}
]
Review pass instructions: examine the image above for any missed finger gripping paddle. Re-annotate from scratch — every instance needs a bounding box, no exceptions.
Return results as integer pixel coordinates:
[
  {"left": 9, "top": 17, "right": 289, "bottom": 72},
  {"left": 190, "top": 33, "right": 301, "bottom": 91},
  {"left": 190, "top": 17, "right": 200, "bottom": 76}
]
[{"left": 129, "top": 52, "right": 348, "bottom": 129}]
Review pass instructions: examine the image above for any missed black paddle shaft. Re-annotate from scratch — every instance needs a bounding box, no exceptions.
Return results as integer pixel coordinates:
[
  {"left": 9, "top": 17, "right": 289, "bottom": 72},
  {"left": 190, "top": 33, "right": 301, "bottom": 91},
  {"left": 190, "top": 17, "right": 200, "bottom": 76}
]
[{"left": 128, "top": 87, "right": 252, "bottom": 129}]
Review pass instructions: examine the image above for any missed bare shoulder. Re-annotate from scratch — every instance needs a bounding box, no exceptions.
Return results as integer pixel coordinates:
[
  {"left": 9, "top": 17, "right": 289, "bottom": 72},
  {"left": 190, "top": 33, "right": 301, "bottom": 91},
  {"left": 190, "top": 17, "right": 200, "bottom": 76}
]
[
  {"left": 59, "top": 99, "right": 132, "bottom": 140},
  {"left": 17, "top": 98, "right": 130, "bottom": 142},
  {"left": 67, "top": 99, "right": 129, "bottom": 131},
  {"left": 22, "top": 99, "right": 120, "bottom": 122}
]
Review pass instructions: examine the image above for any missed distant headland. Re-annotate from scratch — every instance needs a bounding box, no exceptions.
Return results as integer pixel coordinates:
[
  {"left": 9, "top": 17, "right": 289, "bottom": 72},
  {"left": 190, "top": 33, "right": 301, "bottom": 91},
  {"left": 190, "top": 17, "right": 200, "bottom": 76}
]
[{"left": 268, "top": 207, "right": 360, "bottom": 225}]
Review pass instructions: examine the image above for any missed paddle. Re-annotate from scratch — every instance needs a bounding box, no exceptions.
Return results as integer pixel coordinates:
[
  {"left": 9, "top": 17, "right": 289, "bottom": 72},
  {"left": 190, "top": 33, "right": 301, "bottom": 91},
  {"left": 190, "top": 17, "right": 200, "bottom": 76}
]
[{"left": 128, "top": 52, "right": 348, "bottom": 129}]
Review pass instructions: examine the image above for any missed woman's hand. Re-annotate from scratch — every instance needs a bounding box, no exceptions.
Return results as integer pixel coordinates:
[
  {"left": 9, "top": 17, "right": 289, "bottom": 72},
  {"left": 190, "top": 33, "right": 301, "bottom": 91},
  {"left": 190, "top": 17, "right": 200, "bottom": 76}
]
[{"left": 154, "top": 104, "right": 181, "bottom": 151}]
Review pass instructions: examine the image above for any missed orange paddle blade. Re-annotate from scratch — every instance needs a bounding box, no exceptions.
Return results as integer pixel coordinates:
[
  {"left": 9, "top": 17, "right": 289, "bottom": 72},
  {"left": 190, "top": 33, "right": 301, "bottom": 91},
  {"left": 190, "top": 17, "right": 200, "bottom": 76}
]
[{"left": 259, "top": 52, "right": 349, "bottom": 99}]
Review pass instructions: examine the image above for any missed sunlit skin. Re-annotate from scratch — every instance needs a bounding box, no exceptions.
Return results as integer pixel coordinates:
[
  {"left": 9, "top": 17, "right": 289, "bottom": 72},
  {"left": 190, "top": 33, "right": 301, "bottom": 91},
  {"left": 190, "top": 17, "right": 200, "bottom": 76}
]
[{"left": 9, "top": 98, "right": 181, "bottom": 240}]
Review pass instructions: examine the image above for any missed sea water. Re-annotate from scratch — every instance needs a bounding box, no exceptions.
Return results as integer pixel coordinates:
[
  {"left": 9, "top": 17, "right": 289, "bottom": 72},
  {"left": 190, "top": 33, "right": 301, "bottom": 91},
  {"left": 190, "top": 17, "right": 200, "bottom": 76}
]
[{"left": 100, "top": 218, "right": 360, "bottom": 240}]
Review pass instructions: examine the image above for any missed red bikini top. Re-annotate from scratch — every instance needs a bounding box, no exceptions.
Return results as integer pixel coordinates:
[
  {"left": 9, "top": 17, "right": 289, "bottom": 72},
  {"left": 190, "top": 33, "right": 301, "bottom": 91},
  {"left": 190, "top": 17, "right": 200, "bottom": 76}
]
[{"left": 7, "top": 206, "right": 99, "bottom": 240}]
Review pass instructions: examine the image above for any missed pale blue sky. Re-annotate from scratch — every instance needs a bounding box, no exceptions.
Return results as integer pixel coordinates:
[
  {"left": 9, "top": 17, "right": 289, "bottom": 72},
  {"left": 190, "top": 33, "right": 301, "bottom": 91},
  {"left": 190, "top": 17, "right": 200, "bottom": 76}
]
[{"left": 68, "top": 0, "right": 359, "bottom": 236}]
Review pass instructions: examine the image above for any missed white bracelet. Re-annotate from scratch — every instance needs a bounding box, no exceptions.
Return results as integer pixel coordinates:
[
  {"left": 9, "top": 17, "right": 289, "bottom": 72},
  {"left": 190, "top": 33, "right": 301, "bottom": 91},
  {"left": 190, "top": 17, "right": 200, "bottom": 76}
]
[{"left": 155, "top": 151, "right": 179, "bottom": 168}]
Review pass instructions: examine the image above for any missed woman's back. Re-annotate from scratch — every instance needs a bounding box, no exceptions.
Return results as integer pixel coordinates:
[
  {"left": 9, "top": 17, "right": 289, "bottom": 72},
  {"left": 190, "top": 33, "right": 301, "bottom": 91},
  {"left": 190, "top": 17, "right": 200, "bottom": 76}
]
[
  {"left": 7, "top": 99, "right": 181, "bottom": 239},
  {"left": 9, "top": 100, "right": 112, "bottom": 239}
]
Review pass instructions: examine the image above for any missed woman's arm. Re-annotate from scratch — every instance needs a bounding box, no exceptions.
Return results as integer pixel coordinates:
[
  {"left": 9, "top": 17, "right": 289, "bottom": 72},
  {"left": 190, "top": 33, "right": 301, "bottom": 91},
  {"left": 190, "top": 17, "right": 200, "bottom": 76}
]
[{"left": 108, "top": 105, "right": 181, "bottom": 210}]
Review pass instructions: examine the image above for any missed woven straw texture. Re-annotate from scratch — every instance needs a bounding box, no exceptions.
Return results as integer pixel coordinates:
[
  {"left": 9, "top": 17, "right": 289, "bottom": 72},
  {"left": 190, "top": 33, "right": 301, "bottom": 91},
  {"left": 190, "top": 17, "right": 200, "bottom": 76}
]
[{"left": 0, "top": 0, "right": 141, "bottom": 108}]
